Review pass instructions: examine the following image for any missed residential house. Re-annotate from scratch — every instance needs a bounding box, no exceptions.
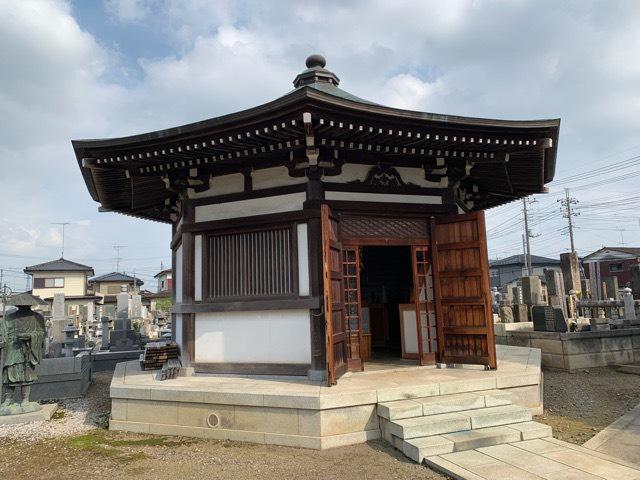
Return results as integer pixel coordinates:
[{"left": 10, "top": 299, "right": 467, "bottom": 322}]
[
  {"left": 154, "top": 268, "right": 173, "bottom": 293},
  {"left": 489, "top": 254, "right": 561, "bottom": 289},
  {"left": 89, "top": 272, "right": 144, "bottom": 318},
  {"left": 23, "top": 257, "right": 98, "bottom": 321},
  {"left": 582, "top": 247, "right": 640, "bottom": 299}
]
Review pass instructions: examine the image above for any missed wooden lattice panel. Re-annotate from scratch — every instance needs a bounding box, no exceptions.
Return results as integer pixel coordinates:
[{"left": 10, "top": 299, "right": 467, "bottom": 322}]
[{"left": 341, "top": 216, "right": 429, "bottom": 239}]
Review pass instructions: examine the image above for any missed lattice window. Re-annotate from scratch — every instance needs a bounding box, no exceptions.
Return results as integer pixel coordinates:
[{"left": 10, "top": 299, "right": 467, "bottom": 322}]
[{"left": 208, "top": 227, "right": 295, "bottom": 299}]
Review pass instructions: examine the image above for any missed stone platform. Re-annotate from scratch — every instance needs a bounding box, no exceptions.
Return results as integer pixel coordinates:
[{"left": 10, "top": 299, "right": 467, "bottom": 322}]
[
  {"left": 0, "top": 403, "right": 58, "bottom": 426},
  {"left": 109, "top": 345, "right": 542, "bottom": 449}
]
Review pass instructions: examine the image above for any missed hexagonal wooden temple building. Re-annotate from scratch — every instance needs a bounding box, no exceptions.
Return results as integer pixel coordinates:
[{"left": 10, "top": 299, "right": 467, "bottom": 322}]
[{"left": 73, "top": 55, "right": 559, "bottom": 387}]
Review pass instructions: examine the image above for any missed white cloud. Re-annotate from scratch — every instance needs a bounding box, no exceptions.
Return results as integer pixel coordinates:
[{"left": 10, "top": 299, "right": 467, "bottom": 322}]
[
  {"left": 1, "top": 0, "right": 640, "bottom": 277},
  {"left": 104, "top": 0, "right": 152, "bottom": 22}
]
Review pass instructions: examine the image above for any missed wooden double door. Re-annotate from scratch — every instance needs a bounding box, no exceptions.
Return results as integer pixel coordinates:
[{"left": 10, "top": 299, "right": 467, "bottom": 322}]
[{"left": 321, "top": 205, "right": 496, "bottom": 385}]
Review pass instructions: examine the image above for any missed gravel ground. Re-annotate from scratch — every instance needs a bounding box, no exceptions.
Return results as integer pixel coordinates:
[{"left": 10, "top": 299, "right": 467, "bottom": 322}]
[
  {"left": 0, "top": 371, "right": 112, "bottom": 440},
  {"left": 0, "top": 372, "right": 448, "bottom": 480},
  {"left": 535, "top": 366, "right": 640, "bottom": 445}
]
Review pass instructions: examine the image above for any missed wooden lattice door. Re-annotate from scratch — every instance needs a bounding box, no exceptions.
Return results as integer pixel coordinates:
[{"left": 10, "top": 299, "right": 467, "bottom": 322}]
[
  {"left": 431, "top": 211, "right": 497, "bottom": 368},
  {"left": 342, "top": 245, "right": 364, "bottom": 371},
  {"left": 321, "top": 205, "right": 348, "bottom": 384},
  {"left": 411, "top": 246, "right": 437, "bottom": 365}
]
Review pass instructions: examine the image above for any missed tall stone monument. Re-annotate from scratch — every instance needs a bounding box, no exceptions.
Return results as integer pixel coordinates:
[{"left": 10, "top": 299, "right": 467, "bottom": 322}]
[
  {"left": 50, "top": 293, "right": 66, "bottom": 344},
  {"left": 545, "top": 269, "right": 567, "bottom": 317},
  {"left": 521, "top": 276, "right": 544, "bottom": 305},
  {"left": 109, "top": 286, "right": 138, "bottom": 351},
  {"left": 560, "top": 252, "right": 581, "bottom": 296}
]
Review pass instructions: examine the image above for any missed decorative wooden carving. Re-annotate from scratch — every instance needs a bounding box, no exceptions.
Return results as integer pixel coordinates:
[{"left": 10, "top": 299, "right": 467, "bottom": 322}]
[{"left": 363, "top": 164, "right": 405, "bottom": 187}]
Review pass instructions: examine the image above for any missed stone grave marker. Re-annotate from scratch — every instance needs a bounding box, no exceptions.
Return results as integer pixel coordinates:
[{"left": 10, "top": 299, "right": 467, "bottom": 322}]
[
  {"left": 51, "top": 293, "right": 66, "bottom": 344},
  {"left": 522, "top": 276, "right": 544, "bottom": 305},
  {"left": 499, "top": 305, "right": 514, "bottom": 323},
  {"left": 532, "top": 305, "right": 568, "bottom": 332},
  {"left": 602, "top": 276, "right": 619, "bottom": 300},
  {"left": 109, "top": 286, "right": 138, "bottom": 351},
  {"left": 513, "top": 304, "right": 529, "bottom": 323},
  {"left": 545, "top": 269, "right": 567, "bottom": 317}
]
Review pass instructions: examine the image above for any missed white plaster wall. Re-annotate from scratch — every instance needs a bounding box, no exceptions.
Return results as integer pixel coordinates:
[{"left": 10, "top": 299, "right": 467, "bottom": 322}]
[
  {"left": 394, "top": 167, "right": 448, "bottom": 188},
  {"left": 175, "top": 244, "right": 183, "bottom": 302},
  {"left": 323, "top": 163, "right": 370, "bottom": 183},
  {"left": 252, "top": 166, "right": 306, "bottom": 190},
  {"left": 195, "top": 192, "right": 306, "bottom": 222},
  {"left": 324, "top": 191, "right": 442, "bottom": 204},
  {"left": 190, "top": 173, "right": 244, "bottom": 198},
  {"left": 194, "top": 235, "right": 202, "bottom": 301},
  {"left": 194, "top": 310, "right": 311, "bottom": 364},
  {"left": 297, "top": 223, "right": 310, "bottom": 296}
]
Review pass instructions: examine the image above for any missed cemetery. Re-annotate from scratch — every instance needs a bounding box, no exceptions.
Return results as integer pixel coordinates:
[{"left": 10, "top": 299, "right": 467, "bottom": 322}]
[{"left": 3, "top": 4, "right": 640, "bottom": 474}]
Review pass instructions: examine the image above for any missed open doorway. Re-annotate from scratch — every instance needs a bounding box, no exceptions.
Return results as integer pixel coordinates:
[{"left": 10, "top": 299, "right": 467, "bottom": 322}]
[{"left": 359, "top": 246, "right": 415, "bottom": 366}]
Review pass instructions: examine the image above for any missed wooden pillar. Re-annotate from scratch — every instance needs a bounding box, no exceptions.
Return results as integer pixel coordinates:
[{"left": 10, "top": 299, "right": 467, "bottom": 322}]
[
  {"left": 306, "top": 171, "right": 326, "bottom": 379},
  {"left": 181, "top": 199, "right": 196, "bottom": 365}
]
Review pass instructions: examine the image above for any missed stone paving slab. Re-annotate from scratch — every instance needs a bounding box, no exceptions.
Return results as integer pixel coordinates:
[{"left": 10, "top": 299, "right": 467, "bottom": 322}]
[
  {"left": 584, "top": 401, "right": 640, "bottom": 464},
  {"left": 425, "top": 438, "right": 640, "bottom": 479}
]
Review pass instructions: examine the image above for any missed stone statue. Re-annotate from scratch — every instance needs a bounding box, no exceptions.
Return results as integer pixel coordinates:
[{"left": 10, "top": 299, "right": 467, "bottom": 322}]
[{"left": 0, "top": 293, "right": 47, "bottom": 415}]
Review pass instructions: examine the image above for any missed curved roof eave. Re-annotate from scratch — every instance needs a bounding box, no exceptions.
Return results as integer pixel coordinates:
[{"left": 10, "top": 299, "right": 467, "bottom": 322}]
[{"left": 71, "top": 86, "right": 560, "bottom": 151}]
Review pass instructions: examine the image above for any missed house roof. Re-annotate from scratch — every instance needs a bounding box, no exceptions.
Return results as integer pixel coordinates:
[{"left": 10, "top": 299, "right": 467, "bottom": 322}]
[
  {"left": 582, "top": 246, "right": 640, "bottom": 261},
  {"left": 72, "top": 55, "right": 560, "bottom": 222},
  {"left": 24, "top": 257, "right": 94, "bottom": 275},
  {"left": 88, "top": 272, "right": 144, "bottom": 286},
  {"left": 490, "top": 254, "right": 560, "bottom": 268},
  {"left": 154, "top": 269, "right": 172, "bottom": 278}
]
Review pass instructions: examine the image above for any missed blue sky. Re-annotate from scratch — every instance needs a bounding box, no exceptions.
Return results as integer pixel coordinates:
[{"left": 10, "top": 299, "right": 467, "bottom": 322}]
[{"left": 1, "top": 0, "right": 640, "bottom": 292}]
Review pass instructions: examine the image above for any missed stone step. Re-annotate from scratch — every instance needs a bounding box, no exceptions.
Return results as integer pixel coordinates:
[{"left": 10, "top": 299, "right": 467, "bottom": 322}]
[
  {"left": 400, "top": 422, "right": 552, "bottom": 463},
  {"left": 377, "top": 389, "right": 513, "bottom": 421},
  {"left": 464, "top": 404, "right": 532, "bottom": 430},
  {"left": 387, "top": 412, "right": 472, "bottom": 439}
]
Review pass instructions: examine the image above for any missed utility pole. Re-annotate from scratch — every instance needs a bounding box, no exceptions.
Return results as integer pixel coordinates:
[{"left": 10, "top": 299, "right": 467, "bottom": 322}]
[
  {"left": 52, "top": 222, "right": 70, "bottom": 258},
  {"left": 522, "top": 198, "right": 532, "bottom": 276},
  {"left": 559, "top": 188, "right": 579, "bottom": 254},
  {"left": 113, "top": 245, "right": 126, "bottom": 272}
]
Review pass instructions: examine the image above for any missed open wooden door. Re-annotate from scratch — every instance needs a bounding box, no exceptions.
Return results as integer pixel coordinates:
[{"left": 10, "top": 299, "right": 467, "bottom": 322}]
[
  {"left": 411, "top": 246, "right": 437, "bottom": 365},
  {"left": 342, "top": 245, "right": 364, "bottom": 371},
  {"left": 431, "top": 211, "right": 497, "bottom": 368},
  {"left": 321, "top": 205, "right": 348, "bottom": 385}
]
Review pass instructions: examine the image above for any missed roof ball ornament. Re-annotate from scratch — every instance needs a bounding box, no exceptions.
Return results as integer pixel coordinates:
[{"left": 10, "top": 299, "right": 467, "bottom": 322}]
[{"left": 306, "top": 54, "right": 326, "bottom": 69}]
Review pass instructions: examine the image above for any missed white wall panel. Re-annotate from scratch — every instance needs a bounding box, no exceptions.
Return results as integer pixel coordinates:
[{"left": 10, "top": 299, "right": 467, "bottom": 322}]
[
  {"left": 252, "top": 166, "right": 306, "bottom": 190},
  {"left": 194, "top": 235, "right": 202, "bottom": 301},
  {"left": 194, "top": 310, "right": 311, "bottom": 364},
  {"left": 324, "top": 191, "right": 442, "bottom": 204},
  {"left": 297, "top": 223, "right": 310, "bottom": 296},
  {"left": 195, "top": 192, "right": 306, "bottom": 222}
]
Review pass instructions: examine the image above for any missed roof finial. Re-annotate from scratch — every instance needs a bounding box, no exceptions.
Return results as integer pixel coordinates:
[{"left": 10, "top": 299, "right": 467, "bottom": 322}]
[
  {"left": 306, "top": 54, "right": 326, "bottom": 69},
  {"left": 294, "top": 54, "right": 339, "bottom": 88}
]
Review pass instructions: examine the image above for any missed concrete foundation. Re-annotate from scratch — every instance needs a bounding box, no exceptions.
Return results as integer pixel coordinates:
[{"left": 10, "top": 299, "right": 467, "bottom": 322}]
[
  {"left": 109, "top": 345, "right": 543, "bottom": 449},
  {"left": 495, "top": 324, "right": 640, "bottom": 371}
]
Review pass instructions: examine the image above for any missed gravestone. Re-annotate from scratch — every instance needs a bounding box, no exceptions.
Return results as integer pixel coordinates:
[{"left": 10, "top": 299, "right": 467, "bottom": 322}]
[
  {"left": 109, "top": 286, "right": 138, "bottom": 351},
  {"left": 513, "top": 304, "right": 529, "bottom": 323},
  {"left": 631, "top": 266, "right": 640, "bottom": 299},
  {"left": 532, "top": 305, "right": 568, "bottom": 332},
  {"left": 522, "top": 276, "right": 544, "bottom": 305},
  {"left": 499, "top": 305, "right": 514, "bottom": 323},
  {"left": 50, "top": 293, "right": 66, "bottom": 344},
  {"left": 512, "top": 286, "right": 523, "bottom": 305},
  {"left": 602, "top": 276, "right": 619, "bottom": 300},
  {"left": 545, "top": 269, "right": 567, "bottom": 317},
  {"left": 560, "top": 252, "right": 581, "bottom": 296}
]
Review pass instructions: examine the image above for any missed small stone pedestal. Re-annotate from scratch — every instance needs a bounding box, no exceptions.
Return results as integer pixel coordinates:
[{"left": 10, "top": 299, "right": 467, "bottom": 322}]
[{"left": 0, "top": 403, "right": 58, "bottom": 426}]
